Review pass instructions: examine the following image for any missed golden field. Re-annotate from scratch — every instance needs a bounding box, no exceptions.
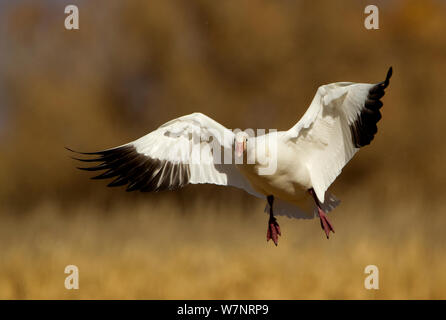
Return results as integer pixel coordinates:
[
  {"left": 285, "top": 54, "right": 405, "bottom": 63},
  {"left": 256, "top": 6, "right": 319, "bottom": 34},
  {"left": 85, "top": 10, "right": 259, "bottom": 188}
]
[
  {"left": 1, "top": 190, "right": 445, "bottom": 299},
  {"left": 0, "top": 0, "right": 446, "bottom": 299}
]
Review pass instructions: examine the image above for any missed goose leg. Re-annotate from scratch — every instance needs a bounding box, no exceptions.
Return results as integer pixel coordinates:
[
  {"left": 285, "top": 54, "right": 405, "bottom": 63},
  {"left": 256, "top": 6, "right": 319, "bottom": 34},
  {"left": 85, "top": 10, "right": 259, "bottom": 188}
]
[
  {"left": 309, "top": 188, "right": 335, "bottom": 239},
  {"left": 266, "top": 195, "right": 281, "bottom": 246}
]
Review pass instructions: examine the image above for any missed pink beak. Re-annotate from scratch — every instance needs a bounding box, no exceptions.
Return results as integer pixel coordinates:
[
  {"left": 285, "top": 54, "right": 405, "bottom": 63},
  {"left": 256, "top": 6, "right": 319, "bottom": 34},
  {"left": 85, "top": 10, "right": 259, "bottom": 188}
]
[{"left": 235, "top": 142, "right": 244, "bottom": 158}]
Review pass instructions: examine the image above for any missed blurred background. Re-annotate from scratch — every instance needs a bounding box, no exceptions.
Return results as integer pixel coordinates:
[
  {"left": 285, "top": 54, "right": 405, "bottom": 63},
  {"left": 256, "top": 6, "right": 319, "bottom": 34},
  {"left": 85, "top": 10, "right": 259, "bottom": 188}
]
[{"left": 0, "top": 0, "right": 445, "bottom": 299}]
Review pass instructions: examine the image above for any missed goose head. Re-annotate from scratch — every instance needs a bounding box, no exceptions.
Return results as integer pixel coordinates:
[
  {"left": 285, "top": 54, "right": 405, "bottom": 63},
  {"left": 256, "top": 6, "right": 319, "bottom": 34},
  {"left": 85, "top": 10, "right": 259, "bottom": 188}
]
[{"left": 235, "top": 131, "right": 249, "bottom": 158}]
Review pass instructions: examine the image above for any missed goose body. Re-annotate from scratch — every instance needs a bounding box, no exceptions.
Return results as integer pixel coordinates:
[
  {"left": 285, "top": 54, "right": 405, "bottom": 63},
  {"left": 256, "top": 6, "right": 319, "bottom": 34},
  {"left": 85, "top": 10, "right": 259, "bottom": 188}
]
[
  {"left": 236, "top": 132, "right": 312, "bottom": 203},
  {"left": 69, "top": 67, "right": 392, "bottom": 245}
]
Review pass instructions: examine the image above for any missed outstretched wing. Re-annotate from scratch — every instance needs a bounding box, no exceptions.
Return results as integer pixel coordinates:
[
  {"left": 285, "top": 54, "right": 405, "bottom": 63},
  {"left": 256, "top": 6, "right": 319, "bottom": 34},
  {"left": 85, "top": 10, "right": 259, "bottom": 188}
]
[
  {"left": 285, "top": 67, "right": 392, "bottom": 203},
  {"left": 68, "top": 112, "right": 263, "bottom": 198}
]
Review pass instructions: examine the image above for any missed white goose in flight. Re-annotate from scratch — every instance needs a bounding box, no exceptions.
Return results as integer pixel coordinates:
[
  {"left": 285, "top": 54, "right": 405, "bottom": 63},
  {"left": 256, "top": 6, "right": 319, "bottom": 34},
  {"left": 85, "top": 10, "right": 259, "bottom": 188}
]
[{"left": 69, "top": 67, "right": 392, "bottom": 245}]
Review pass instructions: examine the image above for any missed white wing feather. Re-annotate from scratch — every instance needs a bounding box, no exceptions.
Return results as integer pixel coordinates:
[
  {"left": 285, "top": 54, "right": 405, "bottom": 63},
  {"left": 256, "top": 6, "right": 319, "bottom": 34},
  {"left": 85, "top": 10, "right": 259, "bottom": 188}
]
[
  {"left": 285, "top": 83, "right": 375, "bottom": 203},
  {"left": 131, "top": 112, "right": 263, "bottom": 197}
]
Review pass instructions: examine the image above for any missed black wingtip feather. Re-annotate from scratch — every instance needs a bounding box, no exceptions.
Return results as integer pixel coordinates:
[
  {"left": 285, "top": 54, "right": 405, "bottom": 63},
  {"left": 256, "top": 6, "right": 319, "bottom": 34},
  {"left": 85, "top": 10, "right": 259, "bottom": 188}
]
[
  {"left": 107, "top": 176, "right": 129, "bottom": 187},
  {"left": 66, "top": 145, "right": 132, "bottom": 156},
  {"left": 385, "top": 67, "right": 393, "bottom": 86},
  {"left": 65, "top": 146, "right": 104, "bottom": 155},
  {"left": 90, "top": 169, "right": 119, "bottom": 180},
  {"left": 350, "top": 67, "right": 392, "bottom": 148},
  {"left": 70, "top": 145, "right": 191, "bottom": 192},
  {"left": 70, "top": 156, "right": 104, "bottom": 163},
  {"left": 76, "top": 162, "right": 110, "bottom": 171}
]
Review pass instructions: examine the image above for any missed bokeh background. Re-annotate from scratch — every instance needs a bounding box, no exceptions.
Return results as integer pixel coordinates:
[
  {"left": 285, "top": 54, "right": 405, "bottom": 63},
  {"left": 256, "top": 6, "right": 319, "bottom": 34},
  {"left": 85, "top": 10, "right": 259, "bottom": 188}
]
[{"left": 0, "top": 0, "right": 445, "bottom": 299}]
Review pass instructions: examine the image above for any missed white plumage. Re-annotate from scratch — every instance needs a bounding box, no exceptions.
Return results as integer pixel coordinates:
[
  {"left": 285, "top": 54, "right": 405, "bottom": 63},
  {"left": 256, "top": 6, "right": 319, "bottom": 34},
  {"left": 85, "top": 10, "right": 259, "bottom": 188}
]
[{"left": 70, "top": 67, "right": 392, "bottom": 242}]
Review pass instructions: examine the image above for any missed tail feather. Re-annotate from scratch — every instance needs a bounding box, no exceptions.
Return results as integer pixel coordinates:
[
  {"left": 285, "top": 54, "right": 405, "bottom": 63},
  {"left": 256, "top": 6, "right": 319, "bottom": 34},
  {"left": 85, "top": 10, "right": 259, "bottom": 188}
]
[
  {"left": 265, "top": 192, "right": 340, "bottom": 220},
  {"left": 315, "top": 192, "right": 340, "bottom": 215}
]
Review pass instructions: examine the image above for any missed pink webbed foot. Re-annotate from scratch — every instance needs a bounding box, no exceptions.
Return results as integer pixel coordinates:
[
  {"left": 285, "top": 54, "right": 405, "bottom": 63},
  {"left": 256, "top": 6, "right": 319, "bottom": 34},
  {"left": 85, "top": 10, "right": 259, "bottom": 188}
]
[
  {"left": 318, "top": 208, "right": 335, "bottom": 239},
  {"left": 267, "top": 215, "right": 281, "bottom": 246}
]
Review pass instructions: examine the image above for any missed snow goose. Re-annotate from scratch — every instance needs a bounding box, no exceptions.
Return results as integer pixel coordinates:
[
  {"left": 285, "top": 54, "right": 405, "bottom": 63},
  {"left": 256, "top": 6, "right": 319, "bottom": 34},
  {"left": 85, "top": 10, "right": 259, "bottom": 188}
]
[{"left": 68, "top": 67, "right": 392, "bottom": 245}]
